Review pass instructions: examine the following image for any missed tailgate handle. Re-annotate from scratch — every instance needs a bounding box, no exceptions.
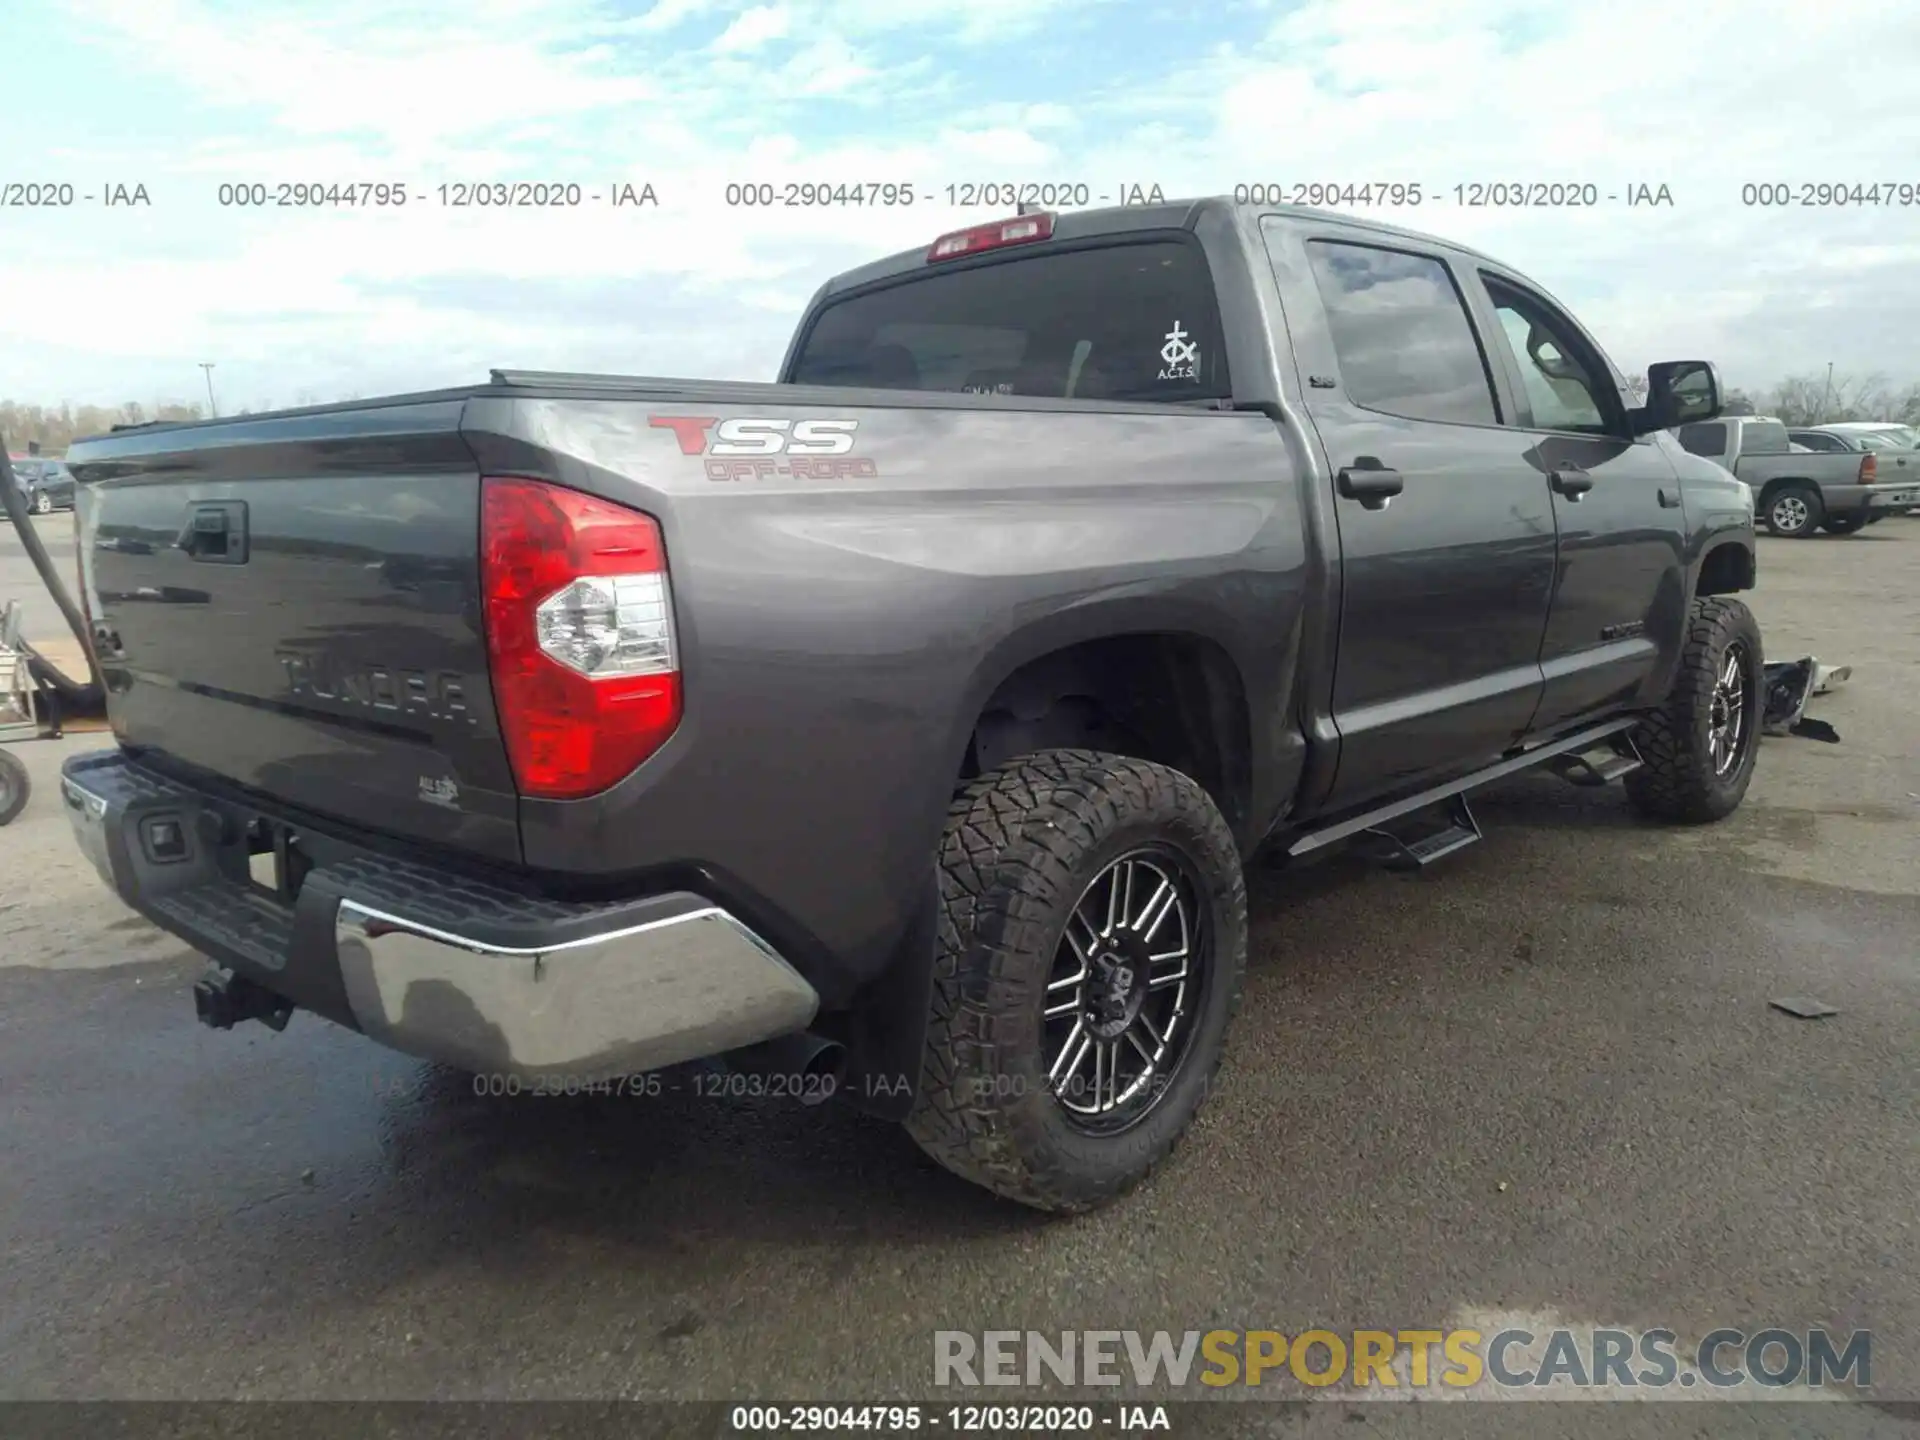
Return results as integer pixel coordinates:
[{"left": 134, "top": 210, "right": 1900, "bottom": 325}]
[{"left": 176, "top": 501, "right": 249, "bottom": 564}]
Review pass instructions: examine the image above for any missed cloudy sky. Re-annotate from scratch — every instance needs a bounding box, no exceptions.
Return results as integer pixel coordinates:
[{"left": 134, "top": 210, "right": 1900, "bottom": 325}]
[{"left": 3, "top": 0, "right": 1918, "bottom": 412}]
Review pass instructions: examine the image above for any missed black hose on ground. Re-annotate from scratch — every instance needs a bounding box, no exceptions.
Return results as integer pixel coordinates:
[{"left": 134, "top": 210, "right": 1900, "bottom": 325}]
[{"left": 0, "top": 441, "right": 104, "bottom": 698}]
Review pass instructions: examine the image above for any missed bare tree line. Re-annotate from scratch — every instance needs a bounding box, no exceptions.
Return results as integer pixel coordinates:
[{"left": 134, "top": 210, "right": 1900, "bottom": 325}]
[
  {"left": 3, "top": 400, "right": 208, "bottom": 454},
  {"left": 1, "top": 395, "right": 332, "bottom": 455},
  {"left": 8, "top": 369, "right": 1920, "bottom": 454},
  {"left": 1720, "top": 371, "right": 1920, "bottom": 427}
]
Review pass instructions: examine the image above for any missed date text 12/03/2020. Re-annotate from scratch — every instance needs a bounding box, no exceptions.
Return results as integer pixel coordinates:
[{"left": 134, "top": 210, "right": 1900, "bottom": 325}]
[
  {"left": 713, "top": 180, "right": 1674, "bottom": 209},
  {"left": 1232, "top": 181, "right": 1676, "bottom": 207},
  {"left": 210, "top": 181, "right": 661, "bottom": 208},
  {"left": 720, "top": 182, "right": 1169, "bottom": 208},
  {"left": 363, "top": 1066, "right": 920, "bottom": 1104}
]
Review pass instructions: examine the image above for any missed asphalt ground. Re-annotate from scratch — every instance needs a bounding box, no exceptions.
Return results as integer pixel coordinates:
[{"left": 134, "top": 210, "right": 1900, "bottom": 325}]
[{"left": 1, "top": 509, "right": 1916, "bottom": 1437}]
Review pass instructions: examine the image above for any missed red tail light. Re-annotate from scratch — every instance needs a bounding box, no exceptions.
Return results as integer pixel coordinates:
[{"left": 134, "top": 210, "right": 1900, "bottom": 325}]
[
  {"left": 927, "top": 212, "right": 1055, "bottom": 262},
  {"left": 480, "top": 477, "right": 682, "bottom": 800},
  {"left": 1860, "top": 453, "right": 1877, "bottom": 482}
]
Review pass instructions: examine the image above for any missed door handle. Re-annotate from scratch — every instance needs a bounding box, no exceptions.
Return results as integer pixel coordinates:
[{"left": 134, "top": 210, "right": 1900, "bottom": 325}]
[
  {"left": 1336, "top": 458, "right": 1404, "bottom": 511},
  {"left": 1550, "top": 466, "right": 1594, "bottom": 500}
]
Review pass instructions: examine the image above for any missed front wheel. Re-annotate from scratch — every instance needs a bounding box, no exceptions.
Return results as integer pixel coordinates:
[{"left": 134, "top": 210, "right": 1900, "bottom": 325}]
[
  {"left": 31, "top": 489, "right": 53, "bottom": 515},
  {"left": 1763, "top": 484, "right": 1822, "bottom": 538},
  {"left": 905, "top": 749, "right": 1247, "bottom": 1212},
  {"left": 1625, "top": 597, "right": 1763, "bottom": 824}
]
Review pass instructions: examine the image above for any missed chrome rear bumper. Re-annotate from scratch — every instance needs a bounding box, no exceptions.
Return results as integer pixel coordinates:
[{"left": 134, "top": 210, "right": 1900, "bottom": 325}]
[
  {"left": 63, "top": 750, "right": 819, "bottom": 1080},
  {"left": 333, "top": 899, "right": 818, "bottom": 1080}
]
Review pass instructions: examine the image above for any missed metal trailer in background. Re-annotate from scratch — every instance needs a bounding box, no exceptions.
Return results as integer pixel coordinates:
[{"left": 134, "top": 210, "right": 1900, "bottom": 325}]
[
  {"left": 0, "top": 601, "right": 38, "bottom": 823},
  {"left": 0, "top": 441, "right": 106, "bottom": 825}
]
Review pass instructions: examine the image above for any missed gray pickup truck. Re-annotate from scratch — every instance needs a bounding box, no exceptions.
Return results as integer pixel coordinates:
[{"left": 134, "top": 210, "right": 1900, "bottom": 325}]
[
  {"left": 58, "top": 199, "right": 1760, "bottom": 1212},
  {"left": 1677, "top": 413, "right": 1917, "bottom": 536}
]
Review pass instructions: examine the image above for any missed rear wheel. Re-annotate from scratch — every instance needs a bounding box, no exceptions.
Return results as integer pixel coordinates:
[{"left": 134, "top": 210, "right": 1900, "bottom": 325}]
[
  {"left": 0, "top": 749, "right": 30, "bottom": 826},
  {"left": 1763, "top": 484, "right": 1822, "bottom": 538},
  {"left": 905, "top": 749, "right": 1247, "bottom": 1212},
  {"left": 1625, "top": 597, "right": 1762, "bottom": 824}
]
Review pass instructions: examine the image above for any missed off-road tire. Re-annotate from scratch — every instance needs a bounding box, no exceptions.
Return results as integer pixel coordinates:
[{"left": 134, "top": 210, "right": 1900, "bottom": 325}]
[
  {"left": 0, "top": 748, "right": 30, "bottom": 826},
  {"left": 905, "top": 749, "right": 1247, "bottom": 1213},
  {"left": 1762, "top": 483, "right": 1822, "bottom": 538},
  {"left": 1625, "top": 597, "right": 1763, "bottom": 824}
]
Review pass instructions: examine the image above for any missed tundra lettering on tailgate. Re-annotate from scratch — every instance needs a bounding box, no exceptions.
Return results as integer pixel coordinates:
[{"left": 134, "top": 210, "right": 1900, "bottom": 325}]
[
  {"left": 649, "top": 414, "right": 879, "bottom": 481},
  {"left": 277, "top": 650, "right": 479, "bottom": 726}
]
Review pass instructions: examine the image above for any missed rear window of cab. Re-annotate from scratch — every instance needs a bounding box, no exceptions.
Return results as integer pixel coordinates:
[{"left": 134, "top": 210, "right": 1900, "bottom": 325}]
[{"left": 788, "top": 240, "right": 1231, "bottom": 404}]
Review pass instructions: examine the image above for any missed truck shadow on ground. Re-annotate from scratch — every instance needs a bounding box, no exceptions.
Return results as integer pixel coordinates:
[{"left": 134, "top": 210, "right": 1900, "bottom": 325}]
[{"left": 360, "top": 1057, "right": 1040, "bottom": 1244}]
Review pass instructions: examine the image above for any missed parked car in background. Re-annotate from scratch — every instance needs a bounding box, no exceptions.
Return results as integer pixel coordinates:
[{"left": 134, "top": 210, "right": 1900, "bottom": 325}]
[
  {"left": 1791, "top": 423, "right": 1919, "bottom": 463},
  {"left": 1810, "top": 421, "right": 1920, "bottom": 450},
  {"left": 24, "top": 459, "right": 75, "bottom": 513},
  {"left": 4, "top": 455, "right": 76, "bottom": 514},
  {"left": 1677, "top": 414, "right": 1916, "bottom": 536},
  {"left": 6, "top": 456, "right": 44, "bottom": 508},
  {"left": 1790, "top": 424, "right": 1920, "bottom": 513}
]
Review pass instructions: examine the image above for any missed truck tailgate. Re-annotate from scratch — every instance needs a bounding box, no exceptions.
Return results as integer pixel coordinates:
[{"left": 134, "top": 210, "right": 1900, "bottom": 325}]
[{"left": 70, "top": 399, "right": 522, "bottom": 864}]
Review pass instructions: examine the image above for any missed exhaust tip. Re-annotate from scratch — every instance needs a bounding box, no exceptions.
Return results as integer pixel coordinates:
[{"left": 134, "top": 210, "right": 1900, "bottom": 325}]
[
  {"left": 799, "top": 1039, "right": 847, "bottom": 1105},
  {"left": 722, "top": 1032, "right": 847, "bottom": 1105}
]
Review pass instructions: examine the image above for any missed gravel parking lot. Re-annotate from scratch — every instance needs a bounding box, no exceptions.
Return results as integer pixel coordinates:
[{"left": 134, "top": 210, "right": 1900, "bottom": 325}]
[{"left": 1, "top": 511, "right": 1916, "bottom": 1435}]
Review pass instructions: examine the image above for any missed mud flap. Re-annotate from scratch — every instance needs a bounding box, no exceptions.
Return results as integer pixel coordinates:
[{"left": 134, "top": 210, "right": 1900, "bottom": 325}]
[{"left": 838, "top": 871, "right": 939, "bottom": 1122}]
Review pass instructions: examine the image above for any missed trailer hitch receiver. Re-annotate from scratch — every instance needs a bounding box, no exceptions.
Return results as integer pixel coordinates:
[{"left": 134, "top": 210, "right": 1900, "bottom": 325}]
[{"left": 193, "top": 969, "right": 295, "bottom": 1032}]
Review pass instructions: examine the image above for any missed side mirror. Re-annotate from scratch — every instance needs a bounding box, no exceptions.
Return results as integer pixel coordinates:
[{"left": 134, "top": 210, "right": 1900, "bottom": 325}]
[{"left": 1631, "top": 360, "right": 1722, "bottom": 436}]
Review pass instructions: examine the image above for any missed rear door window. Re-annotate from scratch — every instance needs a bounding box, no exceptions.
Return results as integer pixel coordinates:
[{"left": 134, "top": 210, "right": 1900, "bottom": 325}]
[
  {"left": 1299, "top": 238, "right": 1500, "bottom": 426},
  {"left": 787, "top": 240, "right": 1230, "bottom": 402}
]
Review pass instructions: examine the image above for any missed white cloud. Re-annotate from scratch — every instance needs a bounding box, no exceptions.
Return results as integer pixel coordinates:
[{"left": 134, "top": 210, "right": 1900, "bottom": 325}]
[
  {"left": 6, "top": 0, "right": 1920, "bottom": 406},
  {"left": 777, "top": 34, "right": 875, "bottom": 94},
  {"left": 712, "top": 3, "right": 790, "bottom": 50},
  {"left": 621, "top": 0, "right": 726, "bottom": 30}
]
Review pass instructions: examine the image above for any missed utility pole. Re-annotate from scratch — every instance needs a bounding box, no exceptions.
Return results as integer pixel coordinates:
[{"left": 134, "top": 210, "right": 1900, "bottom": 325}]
[
  {"left": 1818, "top": 361, "right": 1833, "bottom": 423},
  {"left": 199, "top": 362, "right": 219, "bottom": 418}
]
